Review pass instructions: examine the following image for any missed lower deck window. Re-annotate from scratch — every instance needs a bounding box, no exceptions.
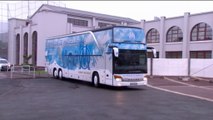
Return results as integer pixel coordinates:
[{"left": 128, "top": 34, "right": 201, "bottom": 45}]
[
  {"left": 190, "top": 51, "right": 212, "bottom": 59},
  {"left": 166, "top": 51, "right": 182, "bottom": 58}
]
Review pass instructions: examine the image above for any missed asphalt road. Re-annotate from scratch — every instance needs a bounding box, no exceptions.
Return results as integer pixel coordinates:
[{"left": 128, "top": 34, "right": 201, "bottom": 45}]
[{"left": 0, "top": 78, "right": 213, "bottom": 120}]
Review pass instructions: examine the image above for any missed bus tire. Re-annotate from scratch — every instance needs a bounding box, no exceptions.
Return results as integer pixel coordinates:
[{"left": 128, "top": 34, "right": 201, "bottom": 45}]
[
  {"left": 92, "top": 73, "right": 100, "bottom": 87},
  {"left": 58, "top": 69, "right": 63, "bottom": 80},
  {"left": 53, "top": 69, "right": 58, "bottom": 79}
]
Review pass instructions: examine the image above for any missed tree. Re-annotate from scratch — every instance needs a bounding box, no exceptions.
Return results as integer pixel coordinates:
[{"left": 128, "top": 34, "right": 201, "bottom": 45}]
[{"left": 23, "top": 54, "right": 32, "bottom": 65}]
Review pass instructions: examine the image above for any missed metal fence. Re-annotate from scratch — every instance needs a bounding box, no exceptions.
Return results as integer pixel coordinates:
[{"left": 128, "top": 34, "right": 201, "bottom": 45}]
[
  {"left": 10, "top": 65, "right": 35, "bottom": 79},
  {"left": 9, "top": 65, "right": 48, "bottom": 79}
]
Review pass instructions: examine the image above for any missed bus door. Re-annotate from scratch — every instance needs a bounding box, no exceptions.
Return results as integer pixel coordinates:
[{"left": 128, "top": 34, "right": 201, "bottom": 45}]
[{"left": 104, "top": 51, "right": 113, "bottom": 85}]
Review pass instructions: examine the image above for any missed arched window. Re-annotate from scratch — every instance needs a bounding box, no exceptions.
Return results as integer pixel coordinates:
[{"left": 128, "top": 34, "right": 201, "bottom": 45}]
[
  {"left": 166, "top": 26, "right": 183, "bottom": 42},
  {"left": 32, "top": 31, "right": 38, "bottom": 66},
  {"left": 191, "top": 22, "right": 212, "bottom": 41},
  {"left": 146, "top": 28, "right": 160, "bottom": 43},
  {"left": 16, "top": 34, "right": 20, "bottom": 65},
  {"left": 23, "top": 32, "right": 28, "bottom": 64}
]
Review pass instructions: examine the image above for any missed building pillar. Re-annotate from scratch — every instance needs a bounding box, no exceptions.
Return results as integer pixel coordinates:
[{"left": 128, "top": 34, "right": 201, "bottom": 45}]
[
  {"left": 212, "top": 49, "right": 213, "bottom": 59},
  {"left": 140, "top": 19, "right": 145, "bottom": 29},
  {"left": 28, "top": 21, "right": 32, "bottom": 64},
  {"left": 92, "top": 17, "right": 98, "bottom": 28},
  {"left": 159, "top": 16, "right": 166, "bottom": 58},
  {"left": 182, "top": 12, "right": 190, "bottom": 58},
  {"left": 8, "top": 19, "right": 15, "bottom": 64},
  {"left": 121, "top": 21, "right": 127, "bottom": 26},
  {"left": 18, "top": 25, "right": 23, "bottom": 64},
  {"left": 70, "top": 23, "right": 73, "bottom": 33}
]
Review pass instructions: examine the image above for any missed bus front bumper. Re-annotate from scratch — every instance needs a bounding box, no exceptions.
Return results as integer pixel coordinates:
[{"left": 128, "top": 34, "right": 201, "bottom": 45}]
[{"left": 113, "top": 79, "right": 147, "bottom": 87}]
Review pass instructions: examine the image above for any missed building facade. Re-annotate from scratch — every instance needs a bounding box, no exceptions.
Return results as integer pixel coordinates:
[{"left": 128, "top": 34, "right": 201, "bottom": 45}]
[
  {"left": 143, "top": 12, "right": 213, "bottom": 59},
  {"left": 8, "top": 4, "right": 213, "bottom": 67},
  {"left": 8, "top": 4, "right": 140, "bottom": 66}
]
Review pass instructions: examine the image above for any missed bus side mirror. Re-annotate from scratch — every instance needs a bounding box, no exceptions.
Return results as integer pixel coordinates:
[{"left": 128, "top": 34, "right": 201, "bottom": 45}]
[
  {"left": 152, "top": 49, "right": 157, "bottom": 58},
  {"left": 147, "top": 47, "right": 157, "bottom": 58},
  {"left": 113, "top": 47, "right": 119, "bottom": 57}
]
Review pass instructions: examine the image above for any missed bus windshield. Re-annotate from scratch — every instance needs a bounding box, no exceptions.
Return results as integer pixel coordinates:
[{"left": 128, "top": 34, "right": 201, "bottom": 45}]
[
  {"left": 113, "top": 50, "right": 147, "bottom": 74},
  {"left": 113, "top": 27, "right": 145, "bottom": 43}
]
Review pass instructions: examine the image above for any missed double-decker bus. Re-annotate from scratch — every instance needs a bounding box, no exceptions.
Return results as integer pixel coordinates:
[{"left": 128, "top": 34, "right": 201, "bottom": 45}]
[{"left": 45, "top": 26, "right": 155, "bottom": 87}]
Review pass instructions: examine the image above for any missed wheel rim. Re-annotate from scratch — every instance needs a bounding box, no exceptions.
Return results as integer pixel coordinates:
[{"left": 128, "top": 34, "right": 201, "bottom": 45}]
[
  {"left": 54, "top": 70, "right": 57, "bottom": 78},
  {"left": 94, "top": 76, "right": 97, "bottom": 85},
  {"left": 93, "top": 75, "right": 99, "bottom": 87},
  {"left": 59, "top": 70, "right": 62, "bottom": 79}
]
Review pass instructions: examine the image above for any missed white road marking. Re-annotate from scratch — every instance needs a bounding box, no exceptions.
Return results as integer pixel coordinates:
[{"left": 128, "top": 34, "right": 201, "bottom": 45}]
[
  {"left": 147, "top": 84, "right": 213, "bottom": 102},
  {"left": 164, "top": 77, "right": 213, "bottom": 91}
]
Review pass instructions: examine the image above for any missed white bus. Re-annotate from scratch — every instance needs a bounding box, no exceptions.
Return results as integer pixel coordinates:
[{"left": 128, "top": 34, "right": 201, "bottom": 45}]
[{"left": 45, "top": 26, "right": 155, "bottom": 87}]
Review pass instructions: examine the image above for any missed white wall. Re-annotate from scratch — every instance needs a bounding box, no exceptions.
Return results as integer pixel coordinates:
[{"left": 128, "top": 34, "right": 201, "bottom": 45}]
[
  {"left": 149, "top": 58, "right": 188, "bottom": 76},
  {"left": 33, "top": 11, "right": 67, "bottom": 66},
  {"left": 148, "top": 58, "right": 213, "bottom": 78},
  {"left": 8, "top": 19, "right": 17, "bottom": 64},
  {"left": 8, "top": 18, "right": 27, "bottom": 64},
  {"left": 190, "top": 59, "right": 213, "bottom": 78}
]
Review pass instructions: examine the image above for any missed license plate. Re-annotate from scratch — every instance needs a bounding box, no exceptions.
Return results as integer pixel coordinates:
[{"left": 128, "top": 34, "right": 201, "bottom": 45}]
[{"left": 130, "top": 83, "right": 138, "bottom": 86}]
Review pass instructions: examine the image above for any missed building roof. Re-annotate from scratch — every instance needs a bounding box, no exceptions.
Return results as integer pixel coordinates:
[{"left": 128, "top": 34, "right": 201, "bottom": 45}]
[{"left": 31, "top": 4, "right": 140, "bottom": 24}]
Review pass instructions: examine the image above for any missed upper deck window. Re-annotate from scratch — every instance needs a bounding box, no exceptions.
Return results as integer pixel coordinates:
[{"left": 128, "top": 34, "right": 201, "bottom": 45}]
[{"left": 113, "top": 27, "right": 145, "bottom": 43}]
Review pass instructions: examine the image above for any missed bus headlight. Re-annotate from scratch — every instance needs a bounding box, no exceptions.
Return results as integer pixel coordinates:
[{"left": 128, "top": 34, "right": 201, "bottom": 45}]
[
  {"left": 114, "top": 75, "right": 122, "bottom": 82},
  {"left": 143, "top": 77, "right": 148, "bottom": 81}
]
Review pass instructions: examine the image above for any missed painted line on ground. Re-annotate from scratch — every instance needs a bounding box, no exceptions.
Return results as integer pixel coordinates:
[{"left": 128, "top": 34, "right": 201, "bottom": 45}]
[
  {"left": 164, "top": 77, "right": 213, "bottom": 91},
  {"left": 191, "top": 76, "right": 212, "bottom": 82},
  {"left": 147, "top": 84, "right": 213, "bottom": 102}
]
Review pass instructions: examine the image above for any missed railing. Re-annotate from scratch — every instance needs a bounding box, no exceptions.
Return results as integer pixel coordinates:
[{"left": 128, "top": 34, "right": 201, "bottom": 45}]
[{"left": 10, "top": 65, "right": 36, "bottom": 79}]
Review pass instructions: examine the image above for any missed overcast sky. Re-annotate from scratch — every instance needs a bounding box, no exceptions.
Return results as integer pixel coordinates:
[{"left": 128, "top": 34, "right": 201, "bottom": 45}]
[
  {"left": 1, "top": 1, "right": 213, "bottom": 21},
  {"left": 60, "top": 1, "right": 213, "bottom": 21}
]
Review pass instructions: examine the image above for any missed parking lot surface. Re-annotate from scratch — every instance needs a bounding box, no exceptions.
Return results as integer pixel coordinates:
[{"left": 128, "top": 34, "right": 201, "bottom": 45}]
[
  {"left": 148, "top": 76, "right": 213, "bottom": 101},
  {"left": 0, "top": 73, "right": 213, "bottom": 120}
]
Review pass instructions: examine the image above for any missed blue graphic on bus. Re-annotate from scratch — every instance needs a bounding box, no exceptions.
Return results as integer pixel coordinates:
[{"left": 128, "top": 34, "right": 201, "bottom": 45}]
[
  {"left": 113, "top": 27, "right": 145, "bottom": 43},
  {"left": 45, "top": 27, "right": 145, "bottom": 70},
  {"left": 46, "top": 31, "right": 112, "bottom": 70}
]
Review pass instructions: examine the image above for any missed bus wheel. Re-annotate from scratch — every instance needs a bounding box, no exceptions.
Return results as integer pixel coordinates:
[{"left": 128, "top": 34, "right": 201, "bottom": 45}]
[
  {"left": 53, "top": 69, "right": 58, "bottom": 79},
  {"left": 58, "top": 70, "right": 63, "bottom": 80},
  {"left": 92, "top": 73, "right": 100, "bottom": 87}
]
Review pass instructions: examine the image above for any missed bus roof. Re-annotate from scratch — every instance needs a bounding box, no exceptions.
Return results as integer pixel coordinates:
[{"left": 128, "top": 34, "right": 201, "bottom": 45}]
[{"left": 46, "top": 26, "right": 143, "bottom": 40}]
